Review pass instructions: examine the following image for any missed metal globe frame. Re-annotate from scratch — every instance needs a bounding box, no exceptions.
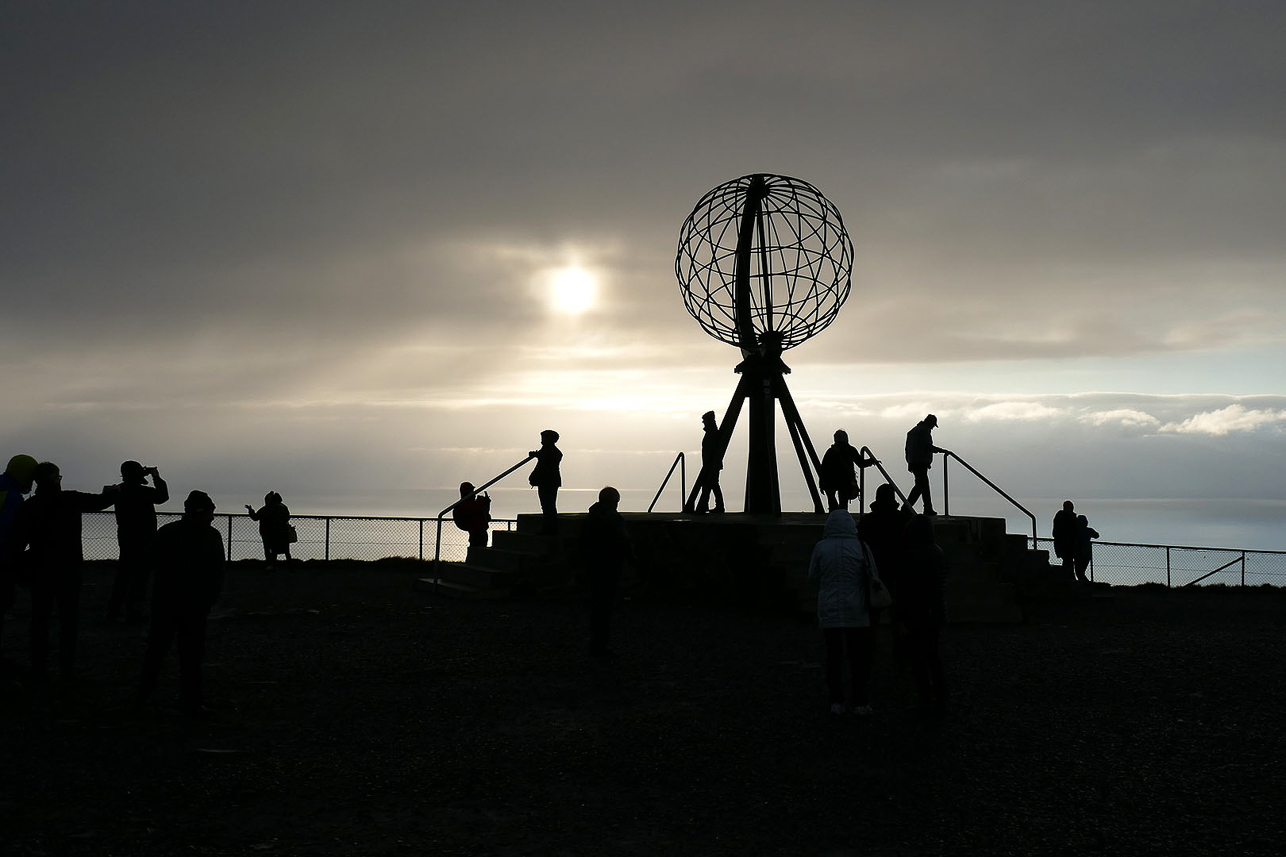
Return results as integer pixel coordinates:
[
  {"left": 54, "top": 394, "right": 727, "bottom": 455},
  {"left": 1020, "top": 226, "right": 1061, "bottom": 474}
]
[{"left": 676, "top": 174, "right": 854, "bottom": 514}]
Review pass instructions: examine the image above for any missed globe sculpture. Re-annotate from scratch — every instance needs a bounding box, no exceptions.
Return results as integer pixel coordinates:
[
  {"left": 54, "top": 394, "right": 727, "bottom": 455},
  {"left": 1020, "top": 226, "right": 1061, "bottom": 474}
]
[{"left": 676, "top": 174, "right": 854, "bottom": 514}]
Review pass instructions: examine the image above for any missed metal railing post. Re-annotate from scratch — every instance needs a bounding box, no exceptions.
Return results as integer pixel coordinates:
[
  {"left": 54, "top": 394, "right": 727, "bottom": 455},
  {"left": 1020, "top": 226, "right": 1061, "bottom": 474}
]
[
  {"left": 1166, "top": 547, "right": 1171, "bottom": 587},
  {"left": 325, "top": 517, "right": 331, "bottom": 561},
  {"left": 648, "top": 452, "right": 686, "bottom": 513},
  {"left": 226, "top": 514, "right": 233, "bottom": 562},
  {"left": 942, "top": 454, "right": 950, "bottom": 517},
  {"left": 1242, "top": 550, "right": 1246, "bottom": 586},
  {"left": 419, "top": 519, "right": 424, "bottom": 561}
]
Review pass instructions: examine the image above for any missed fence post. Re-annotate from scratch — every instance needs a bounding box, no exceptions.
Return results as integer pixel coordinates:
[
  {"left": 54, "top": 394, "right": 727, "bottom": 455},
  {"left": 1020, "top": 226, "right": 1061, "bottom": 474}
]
[
  {"left": 325, "top": 517, "right": 331, "bottom": 562},
  {"left": 419, "top": 519, "right": 424, "bottom": 561},
  {"left": 226, "top": 514, "right": 233, "bottom": 561},
  {"left": 1166, "top": 546, "right": 1171, "bottom": 587},
  {"left": 1241, "top": 550, "right": 1246, "bottom": 586}
]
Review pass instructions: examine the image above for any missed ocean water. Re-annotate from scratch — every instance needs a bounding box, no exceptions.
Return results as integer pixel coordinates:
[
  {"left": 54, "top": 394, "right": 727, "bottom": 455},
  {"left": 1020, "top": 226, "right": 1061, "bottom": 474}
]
[{"left": 275, "top": 486, "right": 1286, "bottom": 554}]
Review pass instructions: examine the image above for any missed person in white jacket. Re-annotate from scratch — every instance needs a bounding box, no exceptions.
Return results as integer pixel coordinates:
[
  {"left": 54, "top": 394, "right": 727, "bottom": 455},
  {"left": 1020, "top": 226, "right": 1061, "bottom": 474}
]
[{"left": 808, "top": 507, "right": 877, "bottom": 715}]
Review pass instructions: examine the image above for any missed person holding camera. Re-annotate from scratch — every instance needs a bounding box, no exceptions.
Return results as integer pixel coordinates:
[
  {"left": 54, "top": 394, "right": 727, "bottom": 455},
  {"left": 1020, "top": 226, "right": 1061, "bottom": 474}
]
[{"left": 108, "top": 460, "right": 169, "bottom": 622}]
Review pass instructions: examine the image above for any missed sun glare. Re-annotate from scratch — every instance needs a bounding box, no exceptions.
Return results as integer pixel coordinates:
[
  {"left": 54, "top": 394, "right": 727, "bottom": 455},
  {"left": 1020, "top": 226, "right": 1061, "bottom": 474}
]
[{"left": 549, "top": 266, "right": 597, "bottom": 314}]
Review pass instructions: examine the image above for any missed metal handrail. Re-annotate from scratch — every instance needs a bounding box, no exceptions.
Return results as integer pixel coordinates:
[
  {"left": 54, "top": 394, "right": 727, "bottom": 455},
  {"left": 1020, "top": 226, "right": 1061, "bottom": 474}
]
[
  {"left": 433, "top": 454, "right": 536, "bottom": 580},
  {"left": 857, "top": 446, "right": 907, "bottom": 512},
  {"left": 941, "top": 451, "right": 1038, "bottom": 547},
  {"left": 647, "top": 452, "right": 686, "bottom": 513}
]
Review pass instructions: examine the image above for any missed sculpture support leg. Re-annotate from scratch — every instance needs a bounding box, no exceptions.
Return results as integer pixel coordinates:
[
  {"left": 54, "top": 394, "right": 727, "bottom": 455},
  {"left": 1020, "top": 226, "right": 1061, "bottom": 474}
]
[{"left": 745, "top": 374, "right": 780, "bottom": 514}]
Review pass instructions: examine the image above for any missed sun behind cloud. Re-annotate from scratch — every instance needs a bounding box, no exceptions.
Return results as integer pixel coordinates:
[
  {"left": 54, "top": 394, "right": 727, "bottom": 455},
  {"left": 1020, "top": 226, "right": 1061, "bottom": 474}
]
[{"left": 548, "top": 266, "right": 597, "bottom": 314}]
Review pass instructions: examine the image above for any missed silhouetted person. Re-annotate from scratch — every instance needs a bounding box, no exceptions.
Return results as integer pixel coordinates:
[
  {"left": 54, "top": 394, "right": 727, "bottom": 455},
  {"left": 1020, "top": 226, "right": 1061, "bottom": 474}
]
[
  {"left": 899, "top": 515, "right": 948, "bottom": 712},
  {"left": 808, "top": 508, "right": 877, "bottom": 715},
  {"left": 1074, "top": 513, "right": 1099, "bottom": 584},
  {"left": 137, "top": 490, "right": 225, "bottom": 717},
  {"left": 858, "top": 482, "right": 911, "bottom": 653},
  {"left": 694, "top": 410, "right": 725, "bottom": 514},
  {"left": 1052, "top": 500, "right": 1078, "bottom": 580},
  {"left": 452, "top": 481, "right": 492, "bottom": 549},
  {"left": 820, "top": 429, "right": 878, "bottom": 510},
  {"left": 903, "top": 414, "right": 946, "bottom": 516},
  {"left": 246, "top": 492, "right": 292, "bottom": 568},
  {"left": 108, "top": 460, "right": 169, "bottom": 622},
  {"left": 528, "top": 430, "right": 562, "bottom": 534},
  {"left": 14, "top": 462, "right": 117, "bottom": 683},
  {"left": 0, "top": 454, "right": 37, "bottom": 671},
  {"left": 581, "top": 486, "right": 632, "bottom": 658}
]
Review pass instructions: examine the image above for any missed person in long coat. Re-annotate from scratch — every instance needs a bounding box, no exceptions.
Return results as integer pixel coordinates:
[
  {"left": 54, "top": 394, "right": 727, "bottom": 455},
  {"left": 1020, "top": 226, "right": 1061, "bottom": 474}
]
[
  {"left": 245, "top": 492, "right": 292, "bottom": 568},
  {"left": 528, "top": 430, "right": 563, "bottom": 534},
  {"left": 808, "top": 508, "right": 877, "bottom": 715}
]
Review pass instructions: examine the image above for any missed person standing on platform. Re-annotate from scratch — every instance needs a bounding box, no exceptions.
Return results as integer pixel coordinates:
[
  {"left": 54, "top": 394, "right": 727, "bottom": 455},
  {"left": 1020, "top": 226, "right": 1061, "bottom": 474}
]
[
  {"left": 108, "top": 460, "right": 169, "bottom": 622},
  {"left": 15, "top": 462, "right": 117, "bottom": 683},
  {"left": 0, "top": 454, "right": 37, "bottom": 671},
  {"left": 903, "top": 414, "right": 947, "bottom": 516},
  {"left": 528, "top": 430, "right": 563, "bottom": 534},
  {"left": 809, "top": 507, "right": 877, "bottom": 715},
  {"left": 137, "top": 490, "right": 225, "bottom": 718},
  {"left": 1052, "top": 500, "right": 1078, "bottom": 580},
  {"left": 694, "top": 410, "right": 726, "bottom": 514},
  {"left": 820, "top": 429, "right": 879, "bottom": 511},
  {"left": 452, "top": 481, "right": 492, "bottom": 549},
  {"left": 580, "top": 486, "right": 632, "bottom": 658}
]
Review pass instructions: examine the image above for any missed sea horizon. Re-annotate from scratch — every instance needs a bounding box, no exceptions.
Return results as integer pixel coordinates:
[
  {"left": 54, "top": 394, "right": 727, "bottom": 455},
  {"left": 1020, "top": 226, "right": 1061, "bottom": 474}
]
[{"left": 205, "top": 487, "right": 1286, "bottom": 555}]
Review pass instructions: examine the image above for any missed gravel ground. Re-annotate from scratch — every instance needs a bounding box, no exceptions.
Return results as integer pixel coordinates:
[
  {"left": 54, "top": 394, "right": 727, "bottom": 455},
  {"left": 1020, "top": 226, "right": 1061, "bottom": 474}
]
[{"left": 2, "top": 561, "right": 1284, "bottom": 856}]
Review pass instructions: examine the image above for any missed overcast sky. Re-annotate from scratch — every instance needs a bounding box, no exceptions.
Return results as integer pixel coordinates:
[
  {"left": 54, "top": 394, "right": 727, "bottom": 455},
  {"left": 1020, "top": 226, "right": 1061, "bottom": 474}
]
[{"left": 3, "top": 2, "right": 1284, "bottom": 546}]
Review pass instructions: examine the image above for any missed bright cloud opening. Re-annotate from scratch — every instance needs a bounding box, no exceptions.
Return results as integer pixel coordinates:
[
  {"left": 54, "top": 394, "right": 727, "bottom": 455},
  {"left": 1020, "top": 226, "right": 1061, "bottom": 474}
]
[{"left": 548, "top": 267, "right": 597, "bottom": 314}]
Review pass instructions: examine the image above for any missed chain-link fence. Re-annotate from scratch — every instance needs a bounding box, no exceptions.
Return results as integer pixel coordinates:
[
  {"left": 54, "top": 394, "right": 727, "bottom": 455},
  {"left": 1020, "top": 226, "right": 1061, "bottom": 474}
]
[
  {"left": 1035, "top": 537, "right": 1286, "bottom": 587},
  {"left": 80, "top": 512, "right": 516, "bottom": 563}
]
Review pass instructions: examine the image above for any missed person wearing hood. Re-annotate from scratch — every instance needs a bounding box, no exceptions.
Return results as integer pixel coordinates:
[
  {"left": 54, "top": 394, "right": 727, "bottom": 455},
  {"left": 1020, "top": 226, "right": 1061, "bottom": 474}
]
[
  {"left": 14, "top": 461, "right": 118, "bottom": 682},
  {"left": 138, "top": 490, "right": 225, "bottom": 718},
  {"left": 528, "top": 429, "right": 563, "bottom": 534},
  {"left": 0, "top": 454, "right": 37, "bottom": 668},
  {"left": 108, "top": 460, "right": 169, "bottom": 622},
  {"left": 579, "top": 486, "right": 632, "bottom": 658},
  {"left": 808, "top": 508, "right": 878, "bottom": 715}
]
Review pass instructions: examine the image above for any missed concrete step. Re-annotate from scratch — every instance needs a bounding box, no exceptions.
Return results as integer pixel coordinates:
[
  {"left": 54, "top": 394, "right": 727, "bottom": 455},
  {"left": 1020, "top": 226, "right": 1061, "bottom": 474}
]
[
  {"left": 437, "top": 562, "right": 521, "bottom": 590},
  {"left": 414, "top": 577, "right": 510, "bottom": 600},
  {"left": 465, "top": 546, "right": 540, "bottom": 572},
  {"left": 491, "top": 530, "right": 558, "bottom": 556}
]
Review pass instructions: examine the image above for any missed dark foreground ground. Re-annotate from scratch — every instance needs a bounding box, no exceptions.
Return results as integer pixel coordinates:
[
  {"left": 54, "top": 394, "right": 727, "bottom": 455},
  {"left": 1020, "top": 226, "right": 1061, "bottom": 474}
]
[{"left": 2, "top": 562, "right": 1284, "bottom": 857}]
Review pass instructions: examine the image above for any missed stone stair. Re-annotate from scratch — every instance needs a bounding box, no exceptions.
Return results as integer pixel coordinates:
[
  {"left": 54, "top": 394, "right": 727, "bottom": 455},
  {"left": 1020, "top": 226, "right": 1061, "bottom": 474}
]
[
  {"left": 416, "top": 518, "right": 571, "bottom": 599},
  {"left": 419, "top": 510, "right": 1081, "bottom": 621}
]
